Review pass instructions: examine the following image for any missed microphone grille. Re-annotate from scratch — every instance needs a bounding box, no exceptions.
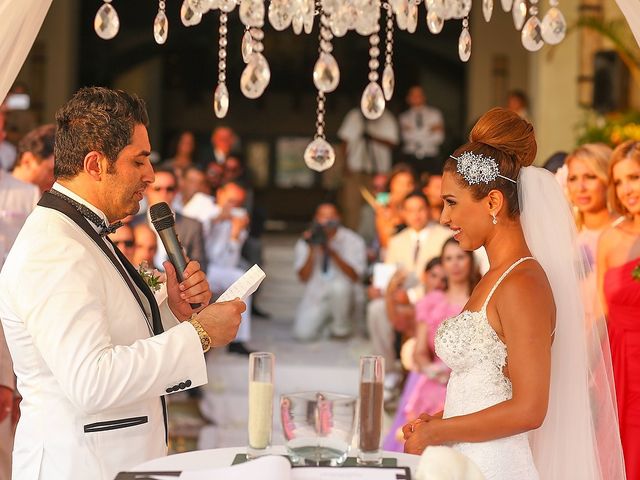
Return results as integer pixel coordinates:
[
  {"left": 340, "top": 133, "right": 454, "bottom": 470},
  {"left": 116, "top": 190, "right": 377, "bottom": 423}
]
[{"left": 149, "top": 202, "right": 175, "bottom": 231}]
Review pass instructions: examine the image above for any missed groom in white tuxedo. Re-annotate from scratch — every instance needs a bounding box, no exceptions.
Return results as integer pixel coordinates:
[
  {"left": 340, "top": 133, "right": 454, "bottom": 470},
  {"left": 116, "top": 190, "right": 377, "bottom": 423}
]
[{"left": 0, "top": 87, "right": 245, "bottom": 480}]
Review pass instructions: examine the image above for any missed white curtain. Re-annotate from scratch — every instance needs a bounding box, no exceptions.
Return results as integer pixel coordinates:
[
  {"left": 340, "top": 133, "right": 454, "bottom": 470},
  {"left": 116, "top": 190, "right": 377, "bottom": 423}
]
[
  {"left": 0, "top": 0, "right": 52, "bottom": 103},
  {"left": 615, "top": 0, "right": 640, "bottom": 47}
]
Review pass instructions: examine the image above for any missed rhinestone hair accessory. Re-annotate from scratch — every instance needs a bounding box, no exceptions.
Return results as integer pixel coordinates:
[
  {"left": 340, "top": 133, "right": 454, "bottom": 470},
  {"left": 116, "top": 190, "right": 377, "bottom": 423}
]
[{"left": 450, "top": 151, "right": 517, "bottom": 185}]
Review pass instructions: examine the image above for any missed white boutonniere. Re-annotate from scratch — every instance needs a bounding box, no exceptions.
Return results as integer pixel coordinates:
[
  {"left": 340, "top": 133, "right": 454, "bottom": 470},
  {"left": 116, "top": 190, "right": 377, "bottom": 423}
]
[{"left": 138, "top": 261, "right": 165, "bottom": 292}]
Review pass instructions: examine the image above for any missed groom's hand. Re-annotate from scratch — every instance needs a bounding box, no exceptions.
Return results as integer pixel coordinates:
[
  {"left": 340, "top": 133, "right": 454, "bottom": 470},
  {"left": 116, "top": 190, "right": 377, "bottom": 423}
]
[{"left": 165, "top": 260, "right": 212, "bottom": 321}]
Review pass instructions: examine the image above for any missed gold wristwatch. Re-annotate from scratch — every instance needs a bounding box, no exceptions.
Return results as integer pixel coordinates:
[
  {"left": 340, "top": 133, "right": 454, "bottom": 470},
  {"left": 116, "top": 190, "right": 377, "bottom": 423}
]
[{"left": 189, "top": 315, "right": 211, "bottom": 353}]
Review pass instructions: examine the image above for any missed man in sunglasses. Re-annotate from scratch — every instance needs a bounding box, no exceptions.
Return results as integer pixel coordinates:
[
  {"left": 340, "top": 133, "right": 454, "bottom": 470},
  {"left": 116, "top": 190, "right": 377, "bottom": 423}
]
[
  {"left": 130, "top": 165, "right": 207, "bottom": 271},
  {"left": 108, "top": 223, "right": 135, "bottom": 263}
]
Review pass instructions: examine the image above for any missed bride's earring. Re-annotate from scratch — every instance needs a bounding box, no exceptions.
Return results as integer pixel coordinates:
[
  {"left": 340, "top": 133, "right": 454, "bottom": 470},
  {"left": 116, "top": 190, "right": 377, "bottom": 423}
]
[{"left": 491, "top": 213, "right": 497, "bottom": 225}]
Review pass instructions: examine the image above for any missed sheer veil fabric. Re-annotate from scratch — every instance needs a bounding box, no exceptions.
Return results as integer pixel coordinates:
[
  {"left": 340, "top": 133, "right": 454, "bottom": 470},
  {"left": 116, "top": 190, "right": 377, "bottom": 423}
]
[
  {"left": 0, "top": 0, "right": 52, "bottom": 102},
  {"left": 518, "top": 167, "right": 626, "bottom": 480}
]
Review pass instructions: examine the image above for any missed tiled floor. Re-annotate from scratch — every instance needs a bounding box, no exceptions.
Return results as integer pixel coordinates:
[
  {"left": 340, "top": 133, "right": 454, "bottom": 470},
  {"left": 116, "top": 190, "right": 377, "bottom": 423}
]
[{"left": 168, "top": 234, "right": 378, "bottom": 453}]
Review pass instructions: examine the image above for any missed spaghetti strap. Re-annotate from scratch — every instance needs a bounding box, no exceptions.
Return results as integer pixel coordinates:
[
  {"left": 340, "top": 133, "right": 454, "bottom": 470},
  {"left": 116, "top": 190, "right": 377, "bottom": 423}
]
[{"left": 481, "top": 257, "right": 535, "bottom": 312}]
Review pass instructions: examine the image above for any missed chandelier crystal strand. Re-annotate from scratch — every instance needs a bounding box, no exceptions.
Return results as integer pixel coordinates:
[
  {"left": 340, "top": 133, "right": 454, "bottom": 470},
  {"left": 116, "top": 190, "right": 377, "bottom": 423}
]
[
  {"left": 304, "top": 90, "right": 336, "bottom": 172},
  {"left": 154, "top": 0, "right": 169, "bottom": 45},
  {"left": 240, "top": 27, "right": 271, "bottom": 99},
  {"left": 94, "top": 0, "right": 120, "bottom": 40},
  {"left": 361, "top": 26, "right": 386, "bottom": 120},
  {"left": 242, "top": 28, "right": 254, "bottom": 63},
  {"left": 541, "top": 0, "right": 566, "bottom": 44},
  {"left": 382, "top": 1, "right": 395, "bottom": 101},
  {"left": 521, "top": 0, "right": 544, "bottom": 51},
  {"left": 513, "top": 0, "right": 527, "bottom": 29},
  {"left": 214, "top": 12, "right": 230, "bottom": 118},
  {"left": 313, "top": 11, "right": 340, "bottom": 93},
  {"left": 458, "top": 16, "right": 472, "bottom": 62}
]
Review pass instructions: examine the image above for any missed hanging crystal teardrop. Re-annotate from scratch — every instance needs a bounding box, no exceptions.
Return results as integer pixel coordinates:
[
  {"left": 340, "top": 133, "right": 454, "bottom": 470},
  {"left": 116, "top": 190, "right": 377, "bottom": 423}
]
[
  {"left": 458, "top": 27, "right": 471, "bottom": 62},
  {"left": 240, "top": 53, "right": 271, "bottom": 99},
  {"left": 181, "top": 0, "right": 202, "bottom": 26},
  {"left": 240, "top": 0, "right": 265, "bottom": 27},
  {"left": 361, "top": 82, "right": 386, "bottom": 120},
  {"left": 521, "top": 16, "right": 544, "bottom": 51},
  {"left": 313, "top": 53, "right": 340, "bottom": 93},
  {"left": 214, "top": 83, "right": 230, "bottom": 118},
  {"left": 268, "top": 1, "right": 292, "bottom": 30},
  {"left": 188, "top": 0, "right": 211, "bottom": 14},
  {"left": 427, "top": 10, "right": 444, "bottom": 34},
  {"left": 292, "top": 14, "right": 304, "bottom": 34},
  {"left": 482, "top": 0, "right": 493, "bottom": 22},
  {"left": 242, "top": 30, "right": 254, "bottom": 63},
  {"left": 426, "top": 0, "right": 445, "bottom": 16},
  {"left": 218, "top": 0, "right": 237, "bottom": 12},
  {"left": 407, "top": 2, "right": 419, "bottom": 33},
  {"left": 153, "top": 10, "right": 168, "bottom": 44},
  {"left": 94, "top": 3, "right": 120, "bottom": 40},
  {"left": 395, "top": 0, "right": 409, "bottom": 30},
  {"left": 501, "top": 0, "right": 513, "bottom": 11},
  {"left": 512, "top": 0, "right": 527, "bottom": 30},
  {"left": 541, "top": 7, "right": 566, "bottom": 44},
  {"left": 304, "top": 138, "right": 335, "bottom": 172},
  {"left": 382, "top": 64, "right": 395, "bottom": 101}
]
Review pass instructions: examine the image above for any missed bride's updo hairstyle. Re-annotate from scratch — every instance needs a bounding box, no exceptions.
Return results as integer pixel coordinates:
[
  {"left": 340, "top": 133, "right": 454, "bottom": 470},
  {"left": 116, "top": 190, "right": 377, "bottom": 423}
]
[{"left": 444, "top": 107, "right": 536, "bottom": 218}]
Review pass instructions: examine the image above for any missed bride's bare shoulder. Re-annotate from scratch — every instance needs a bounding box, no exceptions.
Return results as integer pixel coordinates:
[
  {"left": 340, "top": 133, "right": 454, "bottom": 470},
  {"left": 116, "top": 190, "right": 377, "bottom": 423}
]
[{"left": 496, "top": 261, "right": 554, "bottom": 312}]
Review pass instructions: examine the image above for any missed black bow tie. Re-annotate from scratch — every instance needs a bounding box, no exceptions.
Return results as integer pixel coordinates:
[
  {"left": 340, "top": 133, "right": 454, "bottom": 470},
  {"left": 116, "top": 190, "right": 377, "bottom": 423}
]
[{"left": 49, "top": 189, "right": 123, "bottom": 237}]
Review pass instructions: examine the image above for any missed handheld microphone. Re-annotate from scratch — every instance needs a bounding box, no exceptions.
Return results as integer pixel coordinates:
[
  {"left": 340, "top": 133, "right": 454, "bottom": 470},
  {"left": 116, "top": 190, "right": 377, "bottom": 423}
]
[{"left": 149, "top": 202, "right": 201, "bottom": 309}]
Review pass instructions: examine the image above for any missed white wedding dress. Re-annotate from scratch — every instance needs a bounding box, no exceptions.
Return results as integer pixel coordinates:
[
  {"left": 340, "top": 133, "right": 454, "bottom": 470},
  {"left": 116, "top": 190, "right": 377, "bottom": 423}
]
[{"left": 435, "top": 257, "right": 539, "bottom": 480}]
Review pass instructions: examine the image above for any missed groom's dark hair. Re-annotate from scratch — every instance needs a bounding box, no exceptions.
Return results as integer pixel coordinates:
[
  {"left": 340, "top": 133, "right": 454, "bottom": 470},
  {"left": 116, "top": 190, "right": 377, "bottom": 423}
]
[{"left": 54, "top": 86, "right": 149, "bottom": 179}]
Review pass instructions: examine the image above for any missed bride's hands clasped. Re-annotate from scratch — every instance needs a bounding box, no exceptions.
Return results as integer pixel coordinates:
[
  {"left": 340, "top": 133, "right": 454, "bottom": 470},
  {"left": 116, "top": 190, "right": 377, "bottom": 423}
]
[{"left": 403, "top": 413, "right": 444, "bottom": 455}]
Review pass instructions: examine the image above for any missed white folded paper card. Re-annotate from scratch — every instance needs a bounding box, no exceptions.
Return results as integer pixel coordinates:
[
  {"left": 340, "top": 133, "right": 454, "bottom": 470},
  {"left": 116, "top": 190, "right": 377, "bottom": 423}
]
[
  {"left": 372, "top": 263, "right": 398, "bottom": 291},
  {"left": 215, "top": 264, "right": 266, "bottom": 303},
  {"left": 178, "top": 455, "right": 410, "bottom": 480}
]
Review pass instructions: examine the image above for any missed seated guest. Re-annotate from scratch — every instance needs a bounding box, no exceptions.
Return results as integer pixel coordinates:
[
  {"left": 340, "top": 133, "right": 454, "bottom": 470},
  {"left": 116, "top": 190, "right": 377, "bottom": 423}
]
[
  {"left": 387, "top": 239, "right": 479, "bottom": 451},
  {"left": 133, "top": 224, "right": 159, "bottom": 269},
  {"left": 163, "top": 130, "right": 196, "bottom": 170},
  {"left": 108, "top": 223, "right": 135, "bottom": 263},
  {"left": 11, "top": 124, "right": 56, "bottom": 193},
  {"left": 421, "top": 173, "right": 444, "bottom": 222},
  {"left": 206, "top": 180, "right": 254, "bottom": 355},
  {"left": 131, "top": 166, "right": 206, "bottom": 271},
  {"left": 375, "top": 164, "right": 416, "bottom": 252},
  {"left": 205, "top": 161, "right": 224, "bottom": 195},
  {"left": 294, "top": 203, "right": 367, "bottom": 341},
  {"left": 368, "top": 191, "right": 450, "bottom": 402}
]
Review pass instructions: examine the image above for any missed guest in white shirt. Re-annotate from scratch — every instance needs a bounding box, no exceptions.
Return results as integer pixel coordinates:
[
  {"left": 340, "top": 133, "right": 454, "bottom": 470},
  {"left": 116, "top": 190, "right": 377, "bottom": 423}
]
[
  {"left": 367, "top": 191, "right": 450, "bottom": 398},
  {"left": 294, "top": 203, "right": 367, "bottom": 341},
  {"left": 338, "top": 107, "right": 399, "bottom": 230},
  {"left": 206, "top": 180, "right": 254, "bottom": 355},
  {"left": 399, "top": 86, "right": 445, "bottom": 175},
  {"left": 0, "top": 112, "right": 16, "bottom": 172},
  {"left": 10, "top": 124, "right": 55, "bottom": 193}
]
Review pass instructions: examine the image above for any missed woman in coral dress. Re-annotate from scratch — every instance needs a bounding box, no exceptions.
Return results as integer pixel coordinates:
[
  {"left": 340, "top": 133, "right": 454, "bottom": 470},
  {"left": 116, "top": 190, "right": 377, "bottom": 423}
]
[{"left": 598, "top": 140, "right": 640, "bottom": 479}]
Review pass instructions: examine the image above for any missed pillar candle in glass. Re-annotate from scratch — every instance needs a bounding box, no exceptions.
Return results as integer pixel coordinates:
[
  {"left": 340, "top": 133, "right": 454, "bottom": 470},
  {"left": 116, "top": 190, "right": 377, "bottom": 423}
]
[
  {"left": 247, "top": 352, "right": 274, "bottom": 458},
  {"left": 357, "top": 355, "right": 384, "bottom": 465}
]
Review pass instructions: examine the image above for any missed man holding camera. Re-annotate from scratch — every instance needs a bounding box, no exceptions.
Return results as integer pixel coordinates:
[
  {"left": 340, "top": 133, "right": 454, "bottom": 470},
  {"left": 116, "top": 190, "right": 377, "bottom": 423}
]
[{"left": 293, "top": 203, "right": 367, "bottom": 341}]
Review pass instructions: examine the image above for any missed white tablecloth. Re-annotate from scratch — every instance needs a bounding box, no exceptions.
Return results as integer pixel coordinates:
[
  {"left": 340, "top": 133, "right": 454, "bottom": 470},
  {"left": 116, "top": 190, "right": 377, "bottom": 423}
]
[{"left": 132, "top": 446, "right": 420, "bottom": 474}]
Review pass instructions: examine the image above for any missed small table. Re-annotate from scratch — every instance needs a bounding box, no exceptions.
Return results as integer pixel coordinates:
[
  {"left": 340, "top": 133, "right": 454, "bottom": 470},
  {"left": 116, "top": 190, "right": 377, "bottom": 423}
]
[{"left": 132, "top": 446, "right": 420, "bottom": 475}]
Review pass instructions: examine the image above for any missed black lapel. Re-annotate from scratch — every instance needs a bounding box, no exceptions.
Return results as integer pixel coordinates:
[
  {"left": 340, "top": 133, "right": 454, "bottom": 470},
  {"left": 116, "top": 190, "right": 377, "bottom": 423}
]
[{"left": 39, "top": 191, "right": 168, "bottom": 443}]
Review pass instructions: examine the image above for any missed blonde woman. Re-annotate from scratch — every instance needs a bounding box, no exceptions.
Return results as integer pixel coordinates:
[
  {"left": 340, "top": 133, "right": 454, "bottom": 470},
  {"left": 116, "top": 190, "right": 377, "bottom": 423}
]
[
  {"left": 566, "top": 143, "right": 617, "bottom": 269},
  {"left": 597, "top": 140, "right": 640, "bottom": 480},
  {"left": 566, "top": 143, "right": 617, "bottom": 321}
]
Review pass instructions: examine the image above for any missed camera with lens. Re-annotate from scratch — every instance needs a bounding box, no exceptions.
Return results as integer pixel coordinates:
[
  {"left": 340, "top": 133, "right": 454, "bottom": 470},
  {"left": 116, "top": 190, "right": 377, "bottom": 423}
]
[{"left": 307, "top": 222, "right": 328, "bottom": 246}]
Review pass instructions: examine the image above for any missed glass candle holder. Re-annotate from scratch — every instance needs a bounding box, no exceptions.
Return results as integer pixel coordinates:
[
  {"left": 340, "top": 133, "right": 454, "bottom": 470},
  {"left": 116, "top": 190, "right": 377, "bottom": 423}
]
[{"left": 357, "top": 355, "right": 385, "bottom": 465}]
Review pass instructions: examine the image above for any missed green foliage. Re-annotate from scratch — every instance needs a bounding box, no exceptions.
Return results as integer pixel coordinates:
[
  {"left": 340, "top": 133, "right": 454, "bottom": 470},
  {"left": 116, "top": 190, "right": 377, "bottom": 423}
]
[{"left": 577, "top": 110, "right": 640, "bottom": 147}]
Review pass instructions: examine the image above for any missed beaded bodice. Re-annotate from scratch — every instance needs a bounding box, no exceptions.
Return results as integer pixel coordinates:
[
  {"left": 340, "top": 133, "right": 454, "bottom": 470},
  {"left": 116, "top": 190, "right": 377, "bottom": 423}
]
[{"left": 435, "top": 257, "right": 534, "bottom": 416}]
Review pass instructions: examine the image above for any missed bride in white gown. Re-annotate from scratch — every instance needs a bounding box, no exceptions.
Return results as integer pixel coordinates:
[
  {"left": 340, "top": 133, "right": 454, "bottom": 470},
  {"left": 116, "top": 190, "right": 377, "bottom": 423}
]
[{"left": 403, "top": 108, "right": 625, "bottom": 480}]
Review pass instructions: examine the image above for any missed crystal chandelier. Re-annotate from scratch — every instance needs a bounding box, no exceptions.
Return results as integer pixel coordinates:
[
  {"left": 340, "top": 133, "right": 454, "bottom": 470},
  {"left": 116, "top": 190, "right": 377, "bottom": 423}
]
[{"left": 94, "top": 0, "right": 567, "bottom": 171}]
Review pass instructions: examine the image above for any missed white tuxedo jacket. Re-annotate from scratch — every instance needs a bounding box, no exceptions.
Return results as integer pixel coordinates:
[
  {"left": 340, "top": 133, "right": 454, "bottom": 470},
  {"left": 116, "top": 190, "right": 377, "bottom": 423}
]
[{"left": 0, "top": 190, "right": 208, "bottom": 480}]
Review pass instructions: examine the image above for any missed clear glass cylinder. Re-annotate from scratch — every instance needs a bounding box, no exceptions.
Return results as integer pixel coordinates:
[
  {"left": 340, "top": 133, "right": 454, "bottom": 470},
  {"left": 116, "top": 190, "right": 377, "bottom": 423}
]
[
  {"left": 247, "top": 352, "right": 274, "bottom": 458},
  {"left": 357, "top": 355, "right": 385, "bottom": 465}
]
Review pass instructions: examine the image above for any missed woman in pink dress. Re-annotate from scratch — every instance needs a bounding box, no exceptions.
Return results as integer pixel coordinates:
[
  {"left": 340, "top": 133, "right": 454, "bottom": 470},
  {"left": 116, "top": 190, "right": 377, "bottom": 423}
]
[
  {"left": 383, "top": 238, "right": 479, "bottom": 451},
  {"left": 598, "top": 140, "right": 640, "bottom": 479}
]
